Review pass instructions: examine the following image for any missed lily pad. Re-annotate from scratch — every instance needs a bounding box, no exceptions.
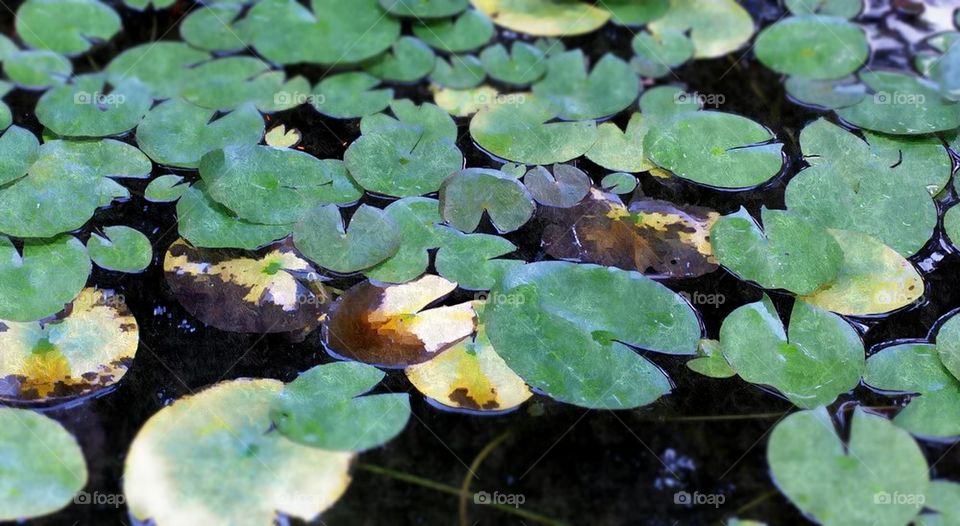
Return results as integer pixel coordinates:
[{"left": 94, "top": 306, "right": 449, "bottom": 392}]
[
  {"left": 105, "top": 42, "right": 211, "bottom": 100},
  {"left": 719, "top": 296, "right": 863, "bottom": 408},
  {"left": 479, "top": 42, "right": 546, "bottom": 86},
  {"left": 137, "top": 99, "right": 264, "bottom": 169},
  {"left": 785, "top": 0, "right": 863, "bottom": 18},
  {"left": 312, "top": 72, "right": 394, "bottom": 119},
  {"left": 364, "top": 197, "right": 443, "bottom": 284},
  {"left": 430, "top": 54, "right": 486, "bottom": 89},
  {"left": 381, "top": 0, "right": 468, "bottom": 18},
  {"left": 686, "top": 339, "right": 736, "bottom": 378},
  {"left": 586, "top": 113, "right": 654, "bottom": 173},
  {"left": 755, "top": 16, "right": 868, "bottom": 80},
  {"left": 264, "top": 125, "right": 301, "bottom": 149},
  {"left": 768, "top": 407, "right": 929, "bottom": 526},
  {"left": 36, "top": 74, "right": 152, "bottom": 137},
  {"left": 647, "top": 0, "right": 755, "bottom": 58},
  {"left": 711, "top": 207, "right": 843, "bottom": 295},
  {"left": 178, "top": 57, "right": 310, "bottom": 113},
  {"left": 439, "top": 168, "right": 535, "bottom": 233},
  {"left": 413, "top": 9, "right": 494, "bottom": 53},
  {"left": 293, "top": 205, "right": 401, "bottom": 274},
  {"left": 935, "top": 311, "right": 960, "bottom": 382},
  {"left": 3, "top": 50, "right": 72, "bottom": 90},
  {"left": 164, "top": 238, "right": 331, "bottom": 334},
  {"left": 363, "top": 37, "right": 437, "bottom": 83},
  {"left": 484, "top": 261, "right": 700, "bottom": 409},
  {"left": 124, "top": 379, "right": 355, "bottom": 526},
  {"left": 523, "top": 164, "right": 590, "bottom": 208},
  {"left": 272, "top": 361, "right": 411, "bottom": 451},
  {"left": 836, "top": 71, "right": 960, "bottom": 135},
  {"left": 630, "top": 30, "right": 694, "bottom": 78},
  {"left": 785, "top": 75, "right": 867, "bottom": 109},
  {"left": 434, "top": 227, "right": 523, "bottom": 290},
  {"left": 87, "top": 226, "right": 152, "bottom": 273},
  {"left": 0, "top": 236, "right": 90, "bottom": 323},
  {"left": 176, "top": 183, "right": 292, "bottom": 251},
  {"left": 0, "top": 287, "right": 137, "bottom": 402},
  {"left": 325, "top": 275, "right": 477, "bottom": 367},
  {"left": 470, "top": 0, "right": 610, "bottom": 37},
  {"left": 532, "top": 51, "right": 640, "bottom": 121},
  {"left": 432, "top": 85, "right": 500, "bottom": 117},
  {"left": 0, "top": 408, "right": 87, "bottom": 522},
  {"left": 0, "top": 126, "right": 40, "bottom": 186},
  {"left": 602, "top": 0, "right": 669, "bottom": 26},
  {"left": 180, "top": 4, "right": 246, "bottom": 53},
  {"left": 144, "top": 174, "right": 188, "bottom": 203},
  {"left": 16, "top": 0, "right": 121, "bottom": 55},
  {"left": 864, "top": 342, "right": 960, "bottom": 438},
  {"left": 600, "top": 172, "right": 638, "bottom": 194}
]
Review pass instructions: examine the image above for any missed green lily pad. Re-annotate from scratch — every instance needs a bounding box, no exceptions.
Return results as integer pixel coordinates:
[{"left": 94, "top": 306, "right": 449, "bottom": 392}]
[
  {"left": 602, "top": 0, "right": 669, "bottom": 26},
  {"left": 532, "top": 51, "right": 639, "bottom": 120},
  {"left": 312, "top": 72, "right": 394, "bottom": 119},
  {"left": 864, "top": 342, "right": 960, "bottom": 438},
  {"left": 434, "top": 227, "right": 523, "bottom": 290},
  {"left": 364, "top": 197, "right": 443, "bottom": 284},
  {"left": 293, "top": 205, "right": 401, "bottom": 274},
  {"left": 105, "top": 42, "right": 211, "bottom": 100},
  {"left": 242, "top": 0, "right": 400, "bottom": 65},
  {"left": 272, "top": 361, "right": 411, "bottom": 451},
  {"left": 200, "top": 145, "right": 354, "bottom": 225},
  {"left": 0, "top": 408, "right": 87, "bottom": 522},
  {"left": 644, "top": 111, "right": 784, "bottom": 189},
  {"left": 785, "top": 75, "right": 867, "bottom": 109},
  {"left": 137, "top": 100, "right": 264, "bottom": 169},
  {"left": 0, "top": 235, "right": 90, "bottom": 322},
  {"left": 36, "top": 74, "right": 152, "bottom": 137},
  {"left": 720, "top": 296, "right": 863, "bottom": 408},
  {"left": 648, "top": 0, "right": 755, "bottom": 58},
  {"left": 470, "top": 0, "right": 610, "bottom": 37},
  {"left": 600, "top": 172, "right": 638, "bottom": 194},
  {"left": 0, "top": 287, "right": 138, "bottom": 401},
  {"left": 755, "top": 15, "right": 868, "bottom": 80},
  {"left": 430, "top": 54, "right": 486, "bottom": 89},
  {"left": 124, "top": 379, "right": 355, "bottom": 526},
  {"left": 687, "top": 339, "right": 736, "bottom": 378},
  {"left": 363, "top": 37, "right": 437, "bottom": 83},
  {"left": 785, "top": 0, "right": 862, "bottom": 18},
  {"left": 630, "top": 30, "right": 693, "bottom": 78},
  {"left": 144, "top": 174, "right": 188, "bottom": 203},
  {"left": 916, "top": 480, "right": 960, "bottom": 525},
  {"left": 16, "top": 0, "right": 120, "bottom": 55},
  {"left": 344, "top": 101, "right": 463, "bottom": 197},
  {"left": 523, "top": 164, "right": 590, "bottom": 208},
  {"left": 936, "top": 311, "right": 960, "bottom": 382},
  {"left": 479, "top": 42, "right": 546, "bottom": 86},
  {"left": 439, "top": 168, "right": 535, "bottom": 233},
  {"left": 176, "top": 183, "right": 292, "bottom": 250},
  {"left": 87, "top": 226, "right": 152, "bottom": 273},
  {"left": 180, "top": 5, "right": 246, "bottom": 53},
  {"left": 414, "top": 10, "right": 494, "bottom": 53},
  {"left": 945, "top": 205, "right": 960, "bottom": 251},
  {"left": 178, "top": 57, "right": 310, "bottom": 113},
  {"left": 3, "top": 50, "right": 72, "bottom": 89},
  {"left": 0, "top": 126, "right": 40, "bottom": 186},
  {"left": 768, "top": 407, "right": 929, "bottom": 526},
  {"left": 381, "top": 0, "right": 468, "bottom": 17},
  {"left": 836, "top": 71, "right": 960, "bottom": 135},
  {"left": 484, "top": 261, "right": 700, "bottom": 409},
  {"left": 711, "top": 207, "right": 843, "bottom": 295},
  {"left": 586, "top": 113, "right": 654, "bottom": 173},
  {"left": 470, "top": 94, "right": 597, "bottom": 165}
]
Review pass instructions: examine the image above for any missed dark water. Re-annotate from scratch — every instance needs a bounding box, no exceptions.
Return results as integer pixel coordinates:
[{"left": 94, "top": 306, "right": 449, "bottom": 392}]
[{"left": 3, "top": 0, "right": 960, "bottom": 524}]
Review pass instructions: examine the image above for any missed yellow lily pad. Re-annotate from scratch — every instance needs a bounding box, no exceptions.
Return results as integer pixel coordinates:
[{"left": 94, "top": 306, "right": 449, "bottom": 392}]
[
  {"left": 406, "top": 302, "right": 531, "bottom": 412},
  {"left": 164, "top": 237, "right": 332, "bottom": 334},
  {"left": 0, "top": 287, "right": 137, "bottom": 403},
  {"left": 264, "top": 124, "right": 302, "bottom": 148},
  {"left": 801, "top": 229, "right": 924, "bottom": 316},
  {"left": 326, "top": 275, "right": 477, "bottom": 367},
  {"left": 124, "top": 378, "right": 354, "bottom": 526},
  {"left": 471, "top": 0, "right": 610, "bottom": 37},
  {"left": 432, "top": 84, "right": 499, "bottom": 117}
]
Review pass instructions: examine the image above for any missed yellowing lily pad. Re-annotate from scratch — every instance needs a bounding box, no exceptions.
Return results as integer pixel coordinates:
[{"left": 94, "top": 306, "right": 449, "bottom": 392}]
[
  {"left": 470, "top": 0, "right": 610, "bottom": 37},
  {"left": 124, "top": 378, "right": 355, "bottom": 526},
  {"left": 326, "top": 275, "right": 477, "bottom": 368},
  {"left": 0, "top": 287, "right": 137, "bottom": 403},
  {"left": 164, "top": 238, "right": 331, "bottom": 334}
]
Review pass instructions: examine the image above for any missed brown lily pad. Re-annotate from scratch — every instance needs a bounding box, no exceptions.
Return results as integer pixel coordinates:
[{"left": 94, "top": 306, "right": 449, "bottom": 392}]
[
  {"left": 325, "top": 275, "right": 476, "bottom": 368},
  {"left": 0, "top": 287, "right": 138, "bottom": 403},
  {"left": 540, "top": 188, "right": 719, "bottom": 278},
  {"left": 163, "top": 237, "right": 332, "bottom": 334}
]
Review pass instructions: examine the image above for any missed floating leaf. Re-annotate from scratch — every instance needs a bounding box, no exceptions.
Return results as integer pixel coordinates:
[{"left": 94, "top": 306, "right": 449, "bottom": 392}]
[
  {"left": 439, "top": 168, "right": 535, "bottom": 233},
  {"left": 0, "top": 126, "right": 40, "bottom": 186},
  {"left": 768, "top": 407, "right": 929, "bottom": 526},
  {"left": 124, "top": 379, "right": 355, "bottom": 526},
  {"left": 470, "top": 0, "right": 609, "bottom": 36},
  {"left": 434, "top": 227, "right": 523, "bottom": 290},
  {"left": 406, "top": 305, "right": 531, "bottom": 412},
  {"left": 935, "top": 311, "right": 960, "bottom": 382},
  {"left": 363, "top": 37, "right": 437, "bottom": 83},
  {"left": 293, "top": 205, "right": 400, "bottom": 274},
  {"left": 540, "top": 188, "right": 719, "bottom": 278},
  {"left": 755, "top": 16, "right": 868, "bottom": 80},
  {"left": 364, "top": 197, "right": 443, "bottom": 284},
  {"left": 105, "top": 42, "right": 210, "bottom": 100},
  {"left": 785, "top": 75, "right": 867, "bottom": 109},
  {"left": 3, "top": 50, "right": 72, "bottom": 89},
  {"left": 432, "top": 85, "right": 499, "bottom": 117},
  {"left": 647, "top": 0, "right": 755, "bottom": 58},
  {"left": 178, "top": 57, "right": 310, "bottom": 113},
  {"left": 600, "top": 172, "right": 637, "bottom": 194},
  {"left": 836, "top": 71, "right": 960, "bottom": 135},
  {"left": 602, "top": 0, "right": 669, "bottom": 26},
  {"left": 180, "top": 4, "right": 246, "bottom": 53},
  {"left": 484, "top": 261, "right": 700, "bottom": 409},
  {"left": 523, "top": 164, "right": 590, "bottom": 208},
  {"left": 864, "top": 342, "right": 960, "bottom": 438},
  {"left": 16, "top": 0, "right": 120, "bottom": 55},
  {"left": 800, "top": 229, "right": 923, "bottom": 316},
  {"left": 264, "top": 125, "right": 301, "bottom": 148},
  {"left": 711, "top": 207, "right": 842, "bottom": 295},
  {"left": 381, "top": 0, "right": 468, "bottom": 18},
  {"left": 137, "top": 99, "right": 264, "bottom": 169},
  {"left": 312, "top": 72, "right": 394, "bottom": 119},
  {"left": 644, "top": 111, "right": 784, "bottom": 189},
  {"left": 479, "top": 42, "right": 546, "bottom": 86},
  {"left": 272, "top": 361, "right": 411, "bottom": 451},
  {"left": 630, "top": 30, "right": 693, "bottom": 78},
  {"left": 325, "top": 275, "right": 476, "bottom": 367},
  {"left": 87, "top": 226, "right": 152, "bottom": 273},
  {"left": 785, "top": 0, "right": 862, "bottom": 18},
  {"left": 470, "top": 94, "right": 597, "bottom": 165},
  {"left": 916, "top": 480, "right": 960, "bottom": 525},
  {"left": 177, "top": 183, "right": 292, "bottom": 250},
  {"left": 413, "top": 9, "right": 494, "bottom": 53},
  {"left": 36, "top": 74, "right": 152, "bottom": 137},
  {"left": 720, "top": 296, "right": 863, "bottom": 408},
  {"left": 430, "top": 54, "right": 486, "bottom": 89},
  {"left": 532, "top": 51, "right": 639, "bottom": 120},
  {"left": 0, "top": 408, "right": 87, "bottom": 522},
  {"left": 144, "top": 174, "right": 188, "bottom": 203},
  {"left": 586, "top": 113, "right": 654, "bottom": 173},
  {"left": 0, "top": 287, "right": 137, "bottom": 401},
  {"left": 686, "top": 339, "right": 736, "bottom": 378}
]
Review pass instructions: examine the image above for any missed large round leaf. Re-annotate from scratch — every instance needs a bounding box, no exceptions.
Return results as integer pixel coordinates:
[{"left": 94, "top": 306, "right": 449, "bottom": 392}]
[
  {"left": 35, "top": 74, "right": 152, "bottom": 137},
  {"left": 176, "top": 183, "right": 293, "bottom": 251},
  {"left": 531, "top": 51, "right": 640, "bottom": 120},
  {"left": 470, "top": 0, "right": 610, "bottom": 37},
  {"left": 647, "top": 0, "right": 755, "bottom": 58},
  {"left": 755, "top": 15, "right": 868, "bottom": 80},
  {"left": 836, "top": 71, "right": 960, "bottom": 135},
  {"left": 0, "top": 236, "right": 90, "bottom": 322},
  {"left": 16, "top": 0, "right": 120, "bottom": 55}
]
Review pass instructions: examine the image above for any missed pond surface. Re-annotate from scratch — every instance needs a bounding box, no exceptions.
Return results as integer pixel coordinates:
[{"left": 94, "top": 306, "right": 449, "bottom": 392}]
[{"left": 3, "top": 0, "right": 960, "bottom": 524}]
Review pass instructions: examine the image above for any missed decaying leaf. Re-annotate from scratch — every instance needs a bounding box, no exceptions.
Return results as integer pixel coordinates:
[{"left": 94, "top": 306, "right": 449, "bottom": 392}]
[
  {"left": 325, "top": 275, "right": 476, "bottom": 367},
  {"left": 163, "top": 237, "right": 331, "bottom": 334},
  {"left": 540, "top": 188, "right": 719, "bottom": 278}
]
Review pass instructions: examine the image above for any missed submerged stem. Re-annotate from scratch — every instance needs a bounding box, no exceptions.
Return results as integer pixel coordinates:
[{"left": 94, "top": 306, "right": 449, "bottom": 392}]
[{"left": 459, "top": 431, "right": 513, "bottom": 526}]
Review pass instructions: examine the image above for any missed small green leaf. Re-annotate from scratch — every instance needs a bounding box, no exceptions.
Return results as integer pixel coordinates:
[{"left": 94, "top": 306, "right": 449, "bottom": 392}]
[
  {"left": 430, "top": 54, "right": 486, "bottom": 89},
  {"left": 0, "top": 235, "right": 90, "bottom": 322},
  {"left": 293, "top": 204, "right": 401, "bottom": 274},
  {"left": 523, "top": 164, "right": 590, "bottom": 208},
  {"left": 36, "top": 74, "right": 152, "bottom": 137},
  {"left": 414, "top": 9, "right": 494, "bottom": 53},
  {"left": 87, "top": 226, "right": 152, "bottom": 273},
  {"left": 16, "top": 0, "right": 120, "bottom": 55},
  {"left": 479, "top": 42, "right": 546, "bottom": 86},
  {"left": 532, "top": 51, "right": 640, "bottom": 121},
  {"left": 3, "top": 50, "right": 72, "bottom": 89},
  {"left": 144, "top": 174, "right": 188, "bottom": 203},
  {"left": 439, "top": 168, "right": 535, "bottom": 233},
  {"left": 363, "top": 37, "right": 437, "bottom": 83},
  {"left": 312, "top": 72, "right": 394, "bottom": 119}
]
